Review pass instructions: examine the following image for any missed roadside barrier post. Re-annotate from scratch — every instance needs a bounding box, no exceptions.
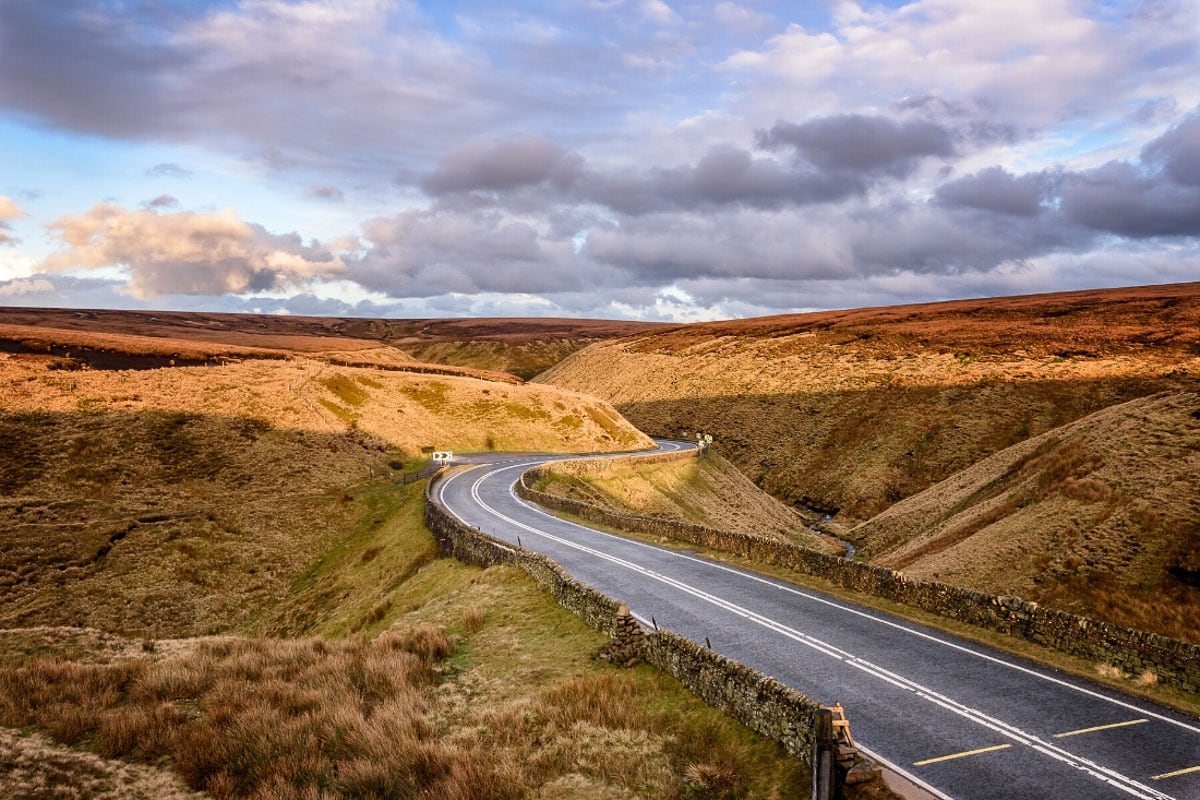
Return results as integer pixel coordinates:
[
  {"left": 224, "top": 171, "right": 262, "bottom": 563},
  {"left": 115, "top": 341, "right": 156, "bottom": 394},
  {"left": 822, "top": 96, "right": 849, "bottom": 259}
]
[{"left": 812, "top": 707, "right": 837, "bottom": 800}]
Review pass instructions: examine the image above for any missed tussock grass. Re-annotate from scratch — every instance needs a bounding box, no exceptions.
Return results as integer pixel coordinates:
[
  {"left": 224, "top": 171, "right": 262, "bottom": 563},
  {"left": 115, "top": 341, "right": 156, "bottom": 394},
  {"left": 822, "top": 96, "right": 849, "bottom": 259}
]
[
  {"left": 0, "top": 633, "right": 474, "bottom": 800},
  {"left": 535, "top": 453, "right": 840, "bottom": 553},
  {"left": 1, "top": 602, "right": 812, "bottom": 800},
  {"left": 858, "top": 392, "right": 1200, "bottom": 643}
]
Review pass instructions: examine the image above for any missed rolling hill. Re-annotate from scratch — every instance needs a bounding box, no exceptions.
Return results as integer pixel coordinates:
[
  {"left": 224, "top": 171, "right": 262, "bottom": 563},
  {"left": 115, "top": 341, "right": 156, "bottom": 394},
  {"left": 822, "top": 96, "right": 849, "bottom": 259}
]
[
  {"left": 0, "top": 327, "right": 821, "bottom": 800},
  {"left": 541, "top": 282, "right": 1200, "bottom": 521},
  {"left": 0, "top": 307, "right": 659, "bottom": 379},
  {"left": 850, "top": 389, "right": 1200, "bottom": 643}
]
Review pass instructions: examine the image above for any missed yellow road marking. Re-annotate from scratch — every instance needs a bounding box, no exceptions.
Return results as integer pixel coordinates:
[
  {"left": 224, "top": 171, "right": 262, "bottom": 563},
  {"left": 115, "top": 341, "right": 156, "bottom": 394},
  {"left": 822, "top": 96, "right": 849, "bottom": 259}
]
[
  {"left": 1152, "top": 765, "right": 1200, "bottom": 780},
  {"left": 1053, "top": 718, "right": 1148, "bottom": 738},
  {"left": 914, "top": 744, "right": 1012, "bottom": 766}
]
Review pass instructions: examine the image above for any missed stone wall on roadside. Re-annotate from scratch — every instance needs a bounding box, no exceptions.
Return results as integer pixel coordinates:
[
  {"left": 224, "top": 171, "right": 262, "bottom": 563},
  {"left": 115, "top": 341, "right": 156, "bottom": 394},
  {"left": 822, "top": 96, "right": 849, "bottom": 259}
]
[
  {"left": 518, "top": 461, "right": 1200, "bottom": 696},
  {"left": 424, "top": 472, "right": 822, "bottom": 758}
]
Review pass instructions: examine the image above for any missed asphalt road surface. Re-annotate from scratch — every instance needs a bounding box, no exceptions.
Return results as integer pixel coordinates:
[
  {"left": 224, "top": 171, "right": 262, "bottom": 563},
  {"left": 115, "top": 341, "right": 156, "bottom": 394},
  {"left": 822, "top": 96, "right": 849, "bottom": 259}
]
[{"left": 434, "top": 441, "right": 1200, "bottom": 800}]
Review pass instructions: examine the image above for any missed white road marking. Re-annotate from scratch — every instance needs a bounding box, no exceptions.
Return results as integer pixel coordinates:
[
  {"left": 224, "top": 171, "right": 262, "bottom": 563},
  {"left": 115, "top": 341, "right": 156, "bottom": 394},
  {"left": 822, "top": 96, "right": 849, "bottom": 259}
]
[
  {"left": 436, "top": 454, "right": 1194, "bottom": 800},
  {"left": 473, "top": 459, "right": 1200, "bottom": 740}
]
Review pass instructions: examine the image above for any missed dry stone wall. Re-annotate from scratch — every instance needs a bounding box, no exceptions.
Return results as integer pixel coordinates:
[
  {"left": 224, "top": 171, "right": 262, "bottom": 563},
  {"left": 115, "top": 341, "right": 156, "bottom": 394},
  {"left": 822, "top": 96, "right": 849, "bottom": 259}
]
[
  {"left": 424, "top": 472, "right": 822, "bottom": 758},
  {"left": 518, "top": 461, "right": 1200, "bottom": 696}
]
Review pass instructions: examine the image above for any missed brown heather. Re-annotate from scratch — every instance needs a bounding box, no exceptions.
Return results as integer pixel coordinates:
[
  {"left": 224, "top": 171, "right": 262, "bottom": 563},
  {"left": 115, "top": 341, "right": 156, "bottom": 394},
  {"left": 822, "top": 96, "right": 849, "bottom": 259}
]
[
  {"left": 0, "top": 329, "right": 816, "bottom": 799},
  {"left": 542, "top": 282, "right": 1200, "bottom": 643},
  {"left": 0, "top": 620, "right": 809, "bottom": 800}
]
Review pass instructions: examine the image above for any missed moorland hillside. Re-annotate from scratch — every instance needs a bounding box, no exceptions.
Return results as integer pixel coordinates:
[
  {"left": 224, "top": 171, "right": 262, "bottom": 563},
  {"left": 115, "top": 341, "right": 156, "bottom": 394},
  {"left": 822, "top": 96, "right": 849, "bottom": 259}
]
[
  {"left": 0, "top": 307, "right": 658, "bottom": 379},
  {"left": 0, "top": 341, "right": 821, "bottom": 800},
  {"left": 531, "top": 452, "right": 842, "bottom": 553},
  {"left": 541, "top": 282, "right": 1200, "bottom": 521},
  {"left": 851, "top": 390, "right": 1200, "bottom": 643},
  {"left": 0, "top": 354, "right": 648, "bottom": 637}
]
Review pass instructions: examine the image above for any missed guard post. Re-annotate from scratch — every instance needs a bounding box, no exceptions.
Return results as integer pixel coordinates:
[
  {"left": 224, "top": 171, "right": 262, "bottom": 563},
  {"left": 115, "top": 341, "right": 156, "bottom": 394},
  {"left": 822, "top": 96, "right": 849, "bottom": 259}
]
[{"left": 812, "top": 706, "right": 837, "bottom": 800}]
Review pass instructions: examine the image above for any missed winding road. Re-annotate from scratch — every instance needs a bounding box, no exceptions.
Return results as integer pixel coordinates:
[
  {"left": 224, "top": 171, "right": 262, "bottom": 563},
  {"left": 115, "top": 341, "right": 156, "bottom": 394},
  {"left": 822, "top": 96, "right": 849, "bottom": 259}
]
[{"left": 433, "top": 441, "right": 1200, "bottom": 800}]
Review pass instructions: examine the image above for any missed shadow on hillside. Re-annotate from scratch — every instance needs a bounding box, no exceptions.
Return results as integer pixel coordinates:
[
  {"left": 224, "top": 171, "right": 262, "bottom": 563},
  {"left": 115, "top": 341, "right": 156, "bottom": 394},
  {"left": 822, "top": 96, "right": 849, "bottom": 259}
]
[
  {"left": 0, "top": 408, "right": 408, "bottom": 637},
  {"left": 612, "top": 372, "right": 1197, "bottom": 519}
]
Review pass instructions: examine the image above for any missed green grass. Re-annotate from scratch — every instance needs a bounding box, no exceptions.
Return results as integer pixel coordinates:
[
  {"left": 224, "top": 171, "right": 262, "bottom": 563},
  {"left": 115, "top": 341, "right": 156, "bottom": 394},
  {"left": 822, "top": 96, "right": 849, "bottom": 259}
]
[
  {"left": 542, "top": 506, "right": 1200, "bottom": 720},
  {"left": 254, "top": 480, "right": 440, "bottom": 638},
  {"left": 1, "top": 478, "right": 823, "bottom": 800},
  {"left": 319, "top": 373, "right": 370, "bottom": 407}
]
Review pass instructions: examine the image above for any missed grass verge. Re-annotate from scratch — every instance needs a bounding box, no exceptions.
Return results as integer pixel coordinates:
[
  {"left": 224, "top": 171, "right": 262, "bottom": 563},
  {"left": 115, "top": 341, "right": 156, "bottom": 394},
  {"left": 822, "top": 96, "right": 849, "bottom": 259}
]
[
  {"left": 1, "top": 477, "right": 859, "bottom": 800},
  {"left": 542, "top": 507, "right": 1200, "bottom": 719}
]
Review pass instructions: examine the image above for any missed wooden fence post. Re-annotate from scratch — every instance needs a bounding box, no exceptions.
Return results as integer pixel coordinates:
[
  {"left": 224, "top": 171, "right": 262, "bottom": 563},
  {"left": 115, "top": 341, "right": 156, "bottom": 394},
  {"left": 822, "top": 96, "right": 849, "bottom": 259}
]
[{"left": 812, "top": 707, "right": 837, "bottom": 800}]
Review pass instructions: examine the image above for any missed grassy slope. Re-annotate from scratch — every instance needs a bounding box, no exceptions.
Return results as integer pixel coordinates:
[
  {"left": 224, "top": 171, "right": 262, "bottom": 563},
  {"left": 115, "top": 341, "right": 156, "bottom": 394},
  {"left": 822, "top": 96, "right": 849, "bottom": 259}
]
[
  {"left": 0, "top": 307, "right": 659, "bottom": 380},
  {"left": 540, "top": 282, "right": 1200, "bottom": 521},
  {"left": 851, "top": 390, "right": 1200, "bottom": 644},
  {"left": 0, "top": 357, "right": 648, "bottom": 637},
  {"left": 0, "top": 356, "right": 830, "bottom": 800},
  {"left": 533, "top": 453, "right": 843, "bottom": 553}
]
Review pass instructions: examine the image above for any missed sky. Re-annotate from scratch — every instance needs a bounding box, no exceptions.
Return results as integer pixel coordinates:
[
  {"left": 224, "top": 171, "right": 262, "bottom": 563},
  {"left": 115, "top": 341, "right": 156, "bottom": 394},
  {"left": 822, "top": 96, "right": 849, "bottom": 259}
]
[{"left": 1, "top": 0, "right": 1198, "bottom": 322}]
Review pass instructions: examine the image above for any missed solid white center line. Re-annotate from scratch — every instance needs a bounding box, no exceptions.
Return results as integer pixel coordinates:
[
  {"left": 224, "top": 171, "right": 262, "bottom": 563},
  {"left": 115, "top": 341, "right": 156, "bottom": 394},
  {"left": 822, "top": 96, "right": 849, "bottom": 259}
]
[{"left": 438, "top": 459, "right": 1184, "bottom": 800}]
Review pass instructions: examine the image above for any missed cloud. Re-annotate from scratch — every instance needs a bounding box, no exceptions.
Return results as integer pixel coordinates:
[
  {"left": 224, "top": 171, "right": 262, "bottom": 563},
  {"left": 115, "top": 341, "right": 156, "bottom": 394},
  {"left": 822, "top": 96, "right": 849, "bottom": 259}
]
[
  {"left": 582, "top": 146, "right": 862, "bottom": 215},
  {"left": 0, "top": 277, "right": 53, "bottom": 297},
  {"left": 146, "top": 162, "right": 193, "bottom": 179},
  {"left": 143, "top": 194, "right": 181, "bottom": 210},
  {"left": 306, "top": 185, "right": 345, "bottom": 202},
  {"left": 421, "top": 135, "right": 583, "bottom": 195},
  {"left": 1053, "top": 110, "right": 1200, "bottom": 239},
  {"left": 639, "top": 0, "right": 679, "bottom": 25},
  {"left": 712, "top": 2, "right": 773, "bottom": 34},
  {"left": 0, "top": 195, "right": 24, "bottom": 245},
  {"left": 1142, "top": 108, "right": 1200, "bottom": 187},
  {"left": 935, "top": 167, "right": 1055, "bottom": 217},
  {"left": 420, "top": 118, "right": 945, "bottom": 215},
  {"left": 721, "top": 0, "right": 1199, "bottom": 139},
  {"left": 757, "top": 115, "right": 956, "bottom": 178},
  {"left": 41, "top": 204, "right": 345, "bottom": 297},
  {"left": 349, "top": 205, "right": 599, "bottom": 298},
  {"left": 1059, "top": 161, "right": 1200, "bottom": 238}
]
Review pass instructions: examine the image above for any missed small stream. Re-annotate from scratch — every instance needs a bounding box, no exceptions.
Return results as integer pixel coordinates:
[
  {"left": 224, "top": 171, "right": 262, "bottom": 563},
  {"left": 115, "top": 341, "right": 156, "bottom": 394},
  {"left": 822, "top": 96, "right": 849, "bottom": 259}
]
[{"left": 806, "top": 512, "right": 856, "bottom": 558}]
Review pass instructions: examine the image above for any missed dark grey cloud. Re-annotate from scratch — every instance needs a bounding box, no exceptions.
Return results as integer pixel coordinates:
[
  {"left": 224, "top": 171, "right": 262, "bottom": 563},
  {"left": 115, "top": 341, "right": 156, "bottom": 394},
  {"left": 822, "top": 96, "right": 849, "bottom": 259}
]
[
  {"left": 421, "top": 135, "right": 583, "bottom": 195},
  {"left": 349, "top": 207, "right": 605, "bottom": 299},
  {"left": 420, "top": 124, "right": 908, "bottom": 215},
  {"left": 1142, "top": 108, "right": 1200, "bottom": 186},
  {"left": 893, "top": 95, "right": 1020, "bottom": 147},
  {"left": 1059, "top": 161, "right": 1200, "bottom": 238},
  {"left": 583, "top": 145, "right": 861, "bottom": 215},
  {"left": 756, "top": 114, "right": 956, "bottom": 178},
  {"left": 0, "top": 1, "right": 185, "bottom": 138},
  {"left": 935, "top": 167, "right": 1055, "bottom": 217}
]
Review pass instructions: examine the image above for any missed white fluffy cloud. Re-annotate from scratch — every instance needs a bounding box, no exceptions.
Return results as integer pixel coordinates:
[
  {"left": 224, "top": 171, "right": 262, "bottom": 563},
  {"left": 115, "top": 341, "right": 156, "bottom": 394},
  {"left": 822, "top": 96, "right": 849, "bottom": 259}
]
[
  {"left": 41, "top": 204, "right": 345, "bottom": 298},
  {"left": 0, "top": 195, "right": 23, "bottom": 245},
  {"left": 2, "top": 1, "right": 1198, "bottom": 319}
]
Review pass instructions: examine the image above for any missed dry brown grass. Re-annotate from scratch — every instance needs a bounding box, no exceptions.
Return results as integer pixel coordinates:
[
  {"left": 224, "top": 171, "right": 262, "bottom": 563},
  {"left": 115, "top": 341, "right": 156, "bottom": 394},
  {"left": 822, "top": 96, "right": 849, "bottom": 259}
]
[
  {"left": 0, "top": 727, "right": 206, "bottom": 800},
  {"left": 0, "top": 631, "right": 508, "bottom": 800},
  {"left": 0, "top": 591, "right": 811, "bottom": 800},
  {"left": 0, "top": 355, "right": 649, "bottom": 638},
  {"left": 535, "top": 453, "right": 842, "bottom": 553},
  {"left": 0, "top": 307, "right": 659, "bottom": 380},
  {"left": 541, "top": 282, "right": 1200, "bottom": 521},
  {"left": 853, "top": 391, "right": 1200, "bottom": 643}
]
